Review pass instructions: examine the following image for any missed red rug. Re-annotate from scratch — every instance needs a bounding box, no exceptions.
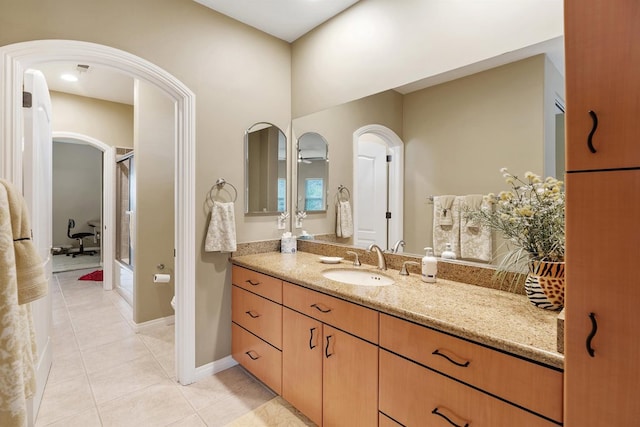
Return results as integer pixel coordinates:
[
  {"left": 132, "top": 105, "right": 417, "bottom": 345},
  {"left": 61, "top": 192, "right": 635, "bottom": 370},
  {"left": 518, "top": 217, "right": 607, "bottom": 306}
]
[{"left": 78, "top": 270, "right": 103, "bottom": 281}]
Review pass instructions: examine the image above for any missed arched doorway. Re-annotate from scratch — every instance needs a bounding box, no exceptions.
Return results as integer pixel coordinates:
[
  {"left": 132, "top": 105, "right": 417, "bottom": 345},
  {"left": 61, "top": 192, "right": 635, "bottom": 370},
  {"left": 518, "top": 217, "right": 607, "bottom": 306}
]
[
  {"left": 353, "top": 124, "right": 404, "bottom": 251},
  {"left": 0, "top": 40, "right": 197, "bottom": 386}
]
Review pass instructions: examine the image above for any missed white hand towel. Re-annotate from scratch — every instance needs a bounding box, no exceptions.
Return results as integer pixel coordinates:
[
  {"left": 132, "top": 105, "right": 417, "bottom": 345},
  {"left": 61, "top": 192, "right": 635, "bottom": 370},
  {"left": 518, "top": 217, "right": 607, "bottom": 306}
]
[
  {"left": 336, "top": 200, "right": 353, "bottom": 238},
  {"left": 205, "top": 201, "right": 237, "bottom": 252},
  {"left": 436, "top": 195, "right": 456, "bottom": 226},
  {"left": 433, "top": 196, "right": 460, "bottom": 257},
  {"left": 460, "top": 195, "right": 492, "bottom": 262}
]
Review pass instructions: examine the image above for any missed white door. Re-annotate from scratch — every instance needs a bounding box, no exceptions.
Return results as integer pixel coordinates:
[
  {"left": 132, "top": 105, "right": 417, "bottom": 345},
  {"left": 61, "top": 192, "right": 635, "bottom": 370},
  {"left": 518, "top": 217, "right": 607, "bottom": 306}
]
[
  {"left": 22, "top": 69, "right": 53, "bottom": 425},
  {"left": 355, "top": 135, "right": 388, "bottom": 249}
]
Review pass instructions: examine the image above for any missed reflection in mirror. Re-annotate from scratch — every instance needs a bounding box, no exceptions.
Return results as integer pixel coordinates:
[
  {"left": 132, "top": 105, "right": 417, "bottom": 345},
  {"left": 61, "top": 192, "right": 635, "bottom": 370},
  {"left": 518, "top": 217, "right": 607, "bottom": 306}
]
[
  {"left": 296, "top": 132, "right": 328, "bottom": 213},
  {"left": 245, "top": 122, "right": 287, "bottom": 214},
  {"left": 291, "top": 54, "right": 565, "bottom": 265}
]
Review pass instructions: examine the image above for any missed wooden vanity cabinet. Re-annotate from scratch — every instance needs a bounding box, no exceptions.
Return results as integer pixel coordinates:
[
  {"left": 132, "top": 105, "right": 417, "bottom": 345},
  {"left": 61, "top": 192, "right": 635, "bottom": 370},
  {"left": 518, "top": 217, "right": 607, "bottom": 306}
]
[
  {"left": 282, "top": 283, "right": 379, "bottom": 427},
  {"left": 231, "top": 267, "right": 283, "bottom": 394},
  {"left": 379, "top": 314, "right": 562, "bottom": 426},
  {"left": 564, "top": 0, "right": 640, "bottom": 171}
]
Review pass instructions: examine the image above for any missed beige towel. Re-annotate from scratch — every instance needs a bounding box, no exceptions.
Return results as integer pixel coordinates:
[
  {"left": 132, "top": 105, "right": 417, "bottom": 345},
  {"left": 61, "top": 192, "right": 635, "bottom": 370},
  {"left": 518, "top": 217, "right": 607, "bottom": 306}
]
[
  {"left": 336, "top": 200, "right": 353, "bottom": 238},
  {"left": 0, "top": 179, "right": 47, "bottom": 305},
  {"left": 0, "top": 182, "right": 38, "bottom": 427},
  {"left": 436, "top": 195, "right": 456, "bottom": 226},
  {"left": 433, "top": 196, "right": 460, "bottom": 257},
  {"left": 205, "top": 201, "right": 237, "bottom": 252},
  {"left": 460, "top": 195, "right": 492, "bottom": 262}
]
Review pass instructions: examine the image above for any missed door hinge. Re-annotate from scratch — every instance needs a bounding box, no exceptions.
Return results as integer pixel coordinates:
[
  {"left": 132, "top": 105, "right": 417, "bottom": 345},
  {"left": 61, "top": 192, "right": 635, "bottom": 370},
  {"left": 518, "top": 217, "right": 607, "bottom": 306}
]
[
  {"left": 174, "top": 249, "right": 176, "bottom": 257},
  {"left": 386, "top": 212, "right": 392, "bottom": 219},
  {"left": 386, "top": 155, "right": 392, "bottom": 162},
  {"left": 23, "top": 91, "right": 32, "bottom": 108}
]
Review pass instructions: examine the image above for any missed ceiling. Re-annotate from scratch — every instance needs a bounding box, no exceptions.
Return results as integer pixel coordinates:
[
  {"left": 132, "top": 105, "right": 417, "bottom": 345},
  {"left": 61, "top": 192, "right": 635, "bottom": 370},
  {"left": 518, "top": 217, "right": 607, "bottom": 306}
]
[{"left": 193, "top": 0, "right": 361, "bottom": 43}]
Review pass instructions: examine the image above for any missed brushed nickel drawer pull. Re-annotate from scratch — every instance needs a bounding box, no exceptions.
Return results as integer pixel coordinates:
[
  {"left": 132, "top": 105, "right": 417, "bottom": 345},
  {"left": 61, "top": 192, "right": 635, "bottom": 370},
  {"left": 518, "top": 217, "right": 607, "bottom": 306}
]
[
  {"left": 432, "top": 349, "right": 470, "bottom": 367},
  {"left": 245, "top": 310, "right": 260, "bottom": 319},
  {"left": 245, "top": 350, "right": 260, "bottom": 361},
  {"left": 311, "top": 303, "right": 332, "bottom": 313},
  {"left": 431, "top": 407, "right": 469, "bottom": 427},
  {"left": 245, "top": 279, "right": 260, "bottom": 286},
  {"left": 586, "top": 312, "right": 598, "bottom": 357}
]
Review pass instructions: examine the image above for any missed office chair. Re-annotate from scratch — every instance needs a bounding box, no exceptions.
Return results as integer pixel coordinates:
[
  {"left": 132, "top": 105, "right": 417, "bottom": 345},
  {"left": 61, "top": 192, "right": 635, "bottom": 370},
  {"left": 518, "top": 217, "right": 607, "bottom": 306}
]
[{"left": 66, "top": 219, "right": 96, "bottom": 257}]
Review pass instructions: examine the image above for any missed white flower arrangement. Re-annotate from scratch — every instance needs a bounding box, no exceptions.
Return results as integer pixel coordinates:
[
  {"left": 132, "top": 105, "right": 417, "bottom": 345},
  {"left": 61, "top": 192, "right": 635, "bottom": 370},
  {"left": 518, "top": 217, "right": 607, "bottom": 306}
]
[{"left": 466, "top": 168, "right": 565, "bottom": 281}]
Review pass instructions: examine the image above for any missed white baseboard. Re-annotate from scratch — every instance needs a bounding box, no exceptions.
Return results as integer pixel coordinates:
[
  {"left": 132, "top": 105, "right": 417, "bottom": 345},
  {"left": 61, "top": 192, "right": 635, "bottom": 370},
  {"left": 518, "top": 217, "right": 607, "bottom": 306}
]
[
  {"left": 133, "top": 315, "right": 175, "bottom": 332},
  {"left": 193, "top": 355, "right": 238, "bottom": 382}
]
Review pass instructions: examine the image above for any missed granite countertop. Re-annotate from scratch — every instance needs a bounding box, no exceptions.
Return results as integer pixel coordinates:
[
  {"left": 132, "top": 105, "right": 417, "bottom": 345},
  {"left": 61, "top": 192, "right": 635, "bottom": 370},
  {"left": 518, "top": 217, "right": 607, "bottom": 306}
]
[{"left": 231, "top": 251, "right": 564, "bottom": 369}]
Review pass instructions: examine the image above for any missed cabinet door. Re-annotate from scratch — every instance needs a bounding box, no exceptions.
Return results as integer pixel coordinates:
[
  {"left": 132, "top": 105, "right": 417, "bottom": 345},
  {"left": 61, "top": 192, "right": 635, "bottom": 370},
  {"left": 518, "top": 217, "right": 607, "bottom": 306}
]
[
  {"left": 565, "top": 0, "right": 640, "bottom": 170},
  {"left": 565, "top": 170, "right": 640, "bottom": 425},
  {"left": 323, "top": 326, "right": 378, "bottom": 427},
  {"left": 282, "top": 308, "right": 323, "bottom": 426}
]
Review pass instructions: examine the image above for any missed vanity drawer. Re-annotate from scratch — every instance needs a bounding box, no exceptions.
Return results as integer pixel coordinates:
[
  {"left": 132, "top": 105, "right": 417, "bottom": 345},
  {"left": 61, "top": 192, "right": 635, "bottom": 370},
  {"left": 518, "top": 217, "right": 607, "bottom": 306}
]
[
  {"left": 231, "top": 323, "right": 282, "bottom": 394},
  {"left": 282, "top": 282, "right": 378, "bottom": 343},
  {"left": 232, "top": 285, "right": 282, "bottom": 349},
  {"left": 232, "top": 265, "right": 283, "bottom": 303},
  {"left": 379, "top": 350, "right": 557, "bottom": 427},
  {"left": 379, "top": 314, "right": 562, "bottom": 423}
]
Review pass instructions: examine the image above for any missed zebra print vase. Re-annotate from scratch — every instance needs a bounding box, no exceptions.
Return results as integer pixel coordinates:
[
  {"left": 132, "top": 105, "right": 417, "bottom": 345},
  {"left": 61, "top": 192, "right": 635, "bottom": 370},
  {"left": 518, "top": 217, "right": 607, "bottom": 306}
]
[{"left": 524, "top": 260, "right": 565, "bottom": 311}]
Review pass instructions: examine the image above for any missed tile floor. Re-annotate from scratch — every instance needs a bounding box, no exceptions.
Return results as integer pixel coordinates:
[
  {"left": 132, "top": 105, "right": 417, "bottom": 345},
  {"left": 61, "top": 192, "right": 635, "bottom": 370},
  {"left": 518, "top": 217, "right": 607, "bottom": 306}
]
[{"left": 38, "top": 268, "right": 314, "bottom": 427}]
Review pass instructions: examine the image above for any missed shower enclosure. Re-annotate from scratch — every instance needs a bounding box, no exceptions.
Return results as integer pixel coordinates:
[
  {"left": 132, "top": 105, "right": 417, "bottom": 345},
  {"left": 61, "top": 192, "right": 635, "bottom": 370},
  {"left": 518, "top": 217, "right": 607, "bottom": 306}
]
[{"left": 115, "top": 151, "right": 134, "bottom": 304}]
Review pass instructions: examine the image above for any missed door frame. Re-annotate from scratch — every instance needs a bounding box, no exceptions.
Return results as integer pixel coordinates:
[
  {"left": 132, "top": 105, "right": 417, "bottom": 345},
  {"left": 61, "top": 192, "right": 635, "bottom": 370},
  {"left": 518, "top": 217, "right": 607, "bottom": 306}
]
[
  {"left": 0, "top": 40, "right": 197, "bottom": 385},
  {"left": 52, "top": 132, "right": 115, "bottom": 291},
  {"left": 352, "top": 124, "right": 404, "bottom": 249}
]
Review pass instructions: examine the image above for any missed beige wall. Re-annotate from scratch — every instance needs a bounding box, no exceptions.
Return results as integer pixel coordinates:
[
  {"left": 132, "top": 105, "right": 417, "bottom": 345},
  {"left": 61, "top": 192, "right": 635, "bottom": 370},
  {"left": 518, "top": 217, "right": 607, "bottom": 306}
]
[
  {"left": 292, "top": 90, "right": 404, "bottom": 240},
  {"left": 50, "top": 91, "right": 133, "bottom": 147},
  {"left": 134, "top": 80, "right": 175, "bottom": 323},
  {"left": 403, "top": 55, "right": 546, "bottom": 254},
  {"left": 291, "top": 0, "right": 563, "bottom": 117},
  {"left": 1, "top": 0, "right": 291, "bottom": 365}
]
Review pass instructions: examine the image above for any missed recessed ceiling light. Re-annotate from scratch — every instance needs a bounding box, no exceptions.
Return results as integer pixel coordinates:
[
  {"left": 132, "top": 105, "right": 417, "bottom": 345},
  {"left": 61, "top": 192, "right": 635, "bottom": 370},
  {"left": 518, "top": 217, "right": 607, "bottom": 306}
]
[{"left": 61, "top": 73, "right": 78, "bottom": 82}]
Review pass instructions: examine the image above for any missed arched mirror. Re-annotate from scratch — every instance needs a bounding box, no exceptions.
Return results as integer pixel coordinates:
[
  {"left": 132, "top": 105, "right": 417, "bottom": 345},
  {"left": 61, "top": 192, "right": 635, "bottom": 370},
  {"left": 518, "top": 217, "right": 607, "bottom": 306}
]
[
  {"left": 245, "top": 122, "right": 287, "bottom": 214},
  {"left": 296, "top": 132, "right": 329, "bottom": 213}
]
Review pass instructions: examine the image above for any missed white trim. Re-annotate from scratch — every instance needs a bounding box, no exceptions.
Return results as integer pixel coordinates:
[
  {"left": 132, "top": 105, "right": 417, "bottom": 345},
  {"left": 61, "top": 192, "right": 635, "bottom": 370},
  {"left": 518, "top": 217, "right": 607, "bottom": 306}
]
[
  {"left": 0, "top": 40, "right": 197, "bottom": 385},
  {"left": 194, "top": 356, "right": 239, "bottom": 382},
  {"left": 133, "top": 315, "right": 176, "bottom": 333},
  {"left": 52, "top": 132, "right": 115, "bottom": 292},
  {"left": 352, "top": 124, "right": 404, "bottom": 249}
]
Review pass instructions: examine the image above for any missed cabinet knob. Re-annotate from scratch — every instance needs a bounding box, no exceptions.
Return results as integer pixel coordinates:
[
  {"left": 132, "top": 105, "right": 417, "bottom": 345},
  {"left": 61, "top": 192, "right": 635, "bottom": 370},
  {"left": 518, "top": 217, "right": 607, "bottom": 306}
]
[
  {"left": 245, "top": 350, "right": 261, "bottom": 361},
  {"left": 587, "top": 110, "right": 598, "bottom": 154},
  {"left": 325, "top": 335, "right": 334, "bottom": 358},
  {"left": 432, "top": 349, "right": 470, "bottom": 367}
]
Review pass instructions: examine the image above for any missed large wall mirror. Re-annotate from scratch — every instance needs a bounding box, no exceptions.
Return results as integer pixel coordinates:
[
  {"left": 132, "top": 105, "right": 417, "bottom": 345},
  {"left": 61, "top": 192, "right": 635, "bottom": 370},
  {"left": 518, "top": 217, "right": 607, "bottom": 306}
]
[
  {"left": 291, "top": 49, "right": 566, "bottom": 265},
  {"left": 296, "top": 132, "right": 329, "bottom": 213},
  {"left": 245, "top": 122, "right": 287, "bottom": 215}
]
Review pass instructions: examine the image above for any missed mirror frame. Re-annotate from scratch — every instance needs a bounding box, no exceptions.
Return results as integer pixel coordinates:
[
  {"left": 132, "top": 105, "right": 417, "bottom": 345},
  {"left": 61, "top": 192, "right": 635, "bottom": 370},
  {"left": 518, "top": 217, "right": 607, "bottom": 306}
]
[
  {"left": 244, "top": 121, "right": 288, "bottom": 215},
  {"left": 296, "top": 131, "right": 329, "bottom": 214}
]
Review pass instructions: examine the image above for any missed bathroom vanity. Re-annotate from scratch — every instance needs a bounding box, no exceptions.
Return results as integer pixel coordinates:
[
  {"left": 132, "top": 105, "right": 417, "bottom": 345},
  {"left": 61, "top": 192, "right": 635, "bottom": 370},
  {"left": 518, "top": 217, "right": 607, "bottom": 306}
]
[{"left": 230, "top": 251, "right": 563, "bottom": 426}]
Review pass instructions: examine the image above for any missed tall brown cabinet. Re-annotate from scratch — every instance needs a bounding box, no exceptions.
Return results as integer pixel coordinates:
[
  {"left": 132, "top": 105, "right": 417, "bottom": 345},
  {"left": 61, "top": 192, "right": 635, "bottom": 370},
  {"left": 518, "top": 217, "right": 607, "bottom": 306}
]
[{"left": 564, "top": 1, "right": 640, "bottom": 425}]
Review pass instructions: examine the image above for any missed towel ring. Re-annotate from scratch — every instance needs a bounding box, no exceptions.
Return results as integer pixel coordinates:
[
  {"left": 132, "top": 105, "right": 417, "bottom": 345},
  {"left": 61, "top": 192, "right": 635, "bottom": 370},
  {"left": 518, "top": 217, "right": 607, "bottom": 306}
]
[
  {"left": 337, "top": 185, "right": 351, "bottom": 202},
  {"left": 208, "top": 178, "right": 238, "bottom": 204}
]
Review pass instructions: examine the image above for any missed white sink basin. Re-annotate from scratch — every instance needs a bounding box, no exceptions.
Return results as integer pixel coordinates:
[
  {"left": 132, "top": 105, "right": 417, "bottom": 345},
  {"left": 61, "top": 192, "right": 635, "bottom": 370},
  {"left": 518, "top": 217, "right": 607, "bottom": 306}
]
[{"left": 322, "top": 268, "right": 395, "bottom": 286}]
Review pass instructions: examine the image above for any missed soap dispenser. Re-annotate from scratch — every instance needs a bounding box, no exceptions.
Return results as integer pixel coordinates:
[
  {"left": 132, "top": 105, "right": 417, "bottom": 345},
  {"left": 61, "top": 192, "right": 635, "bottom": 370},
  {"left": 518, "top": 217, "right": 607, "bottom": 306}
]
[
  {"left": 442, "top": 243, "right": 457, "bottom": 260},
  {"left": 421, "top": 247, "right": 438, "bottom": 283}
]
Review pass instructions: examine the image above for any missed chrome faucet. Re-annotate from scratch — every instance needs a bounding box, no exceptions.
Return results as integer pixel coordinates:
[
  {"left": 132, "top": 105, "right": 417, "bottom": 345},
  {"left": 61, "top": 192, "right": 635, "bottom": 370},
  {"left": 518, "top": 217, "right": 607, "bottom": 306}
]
[
  {"left": 391, "top": 239, "right": 405, "bottom": 254},
  {"left": 367, "top": 243, "right": 387, "bottom": 270}
]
